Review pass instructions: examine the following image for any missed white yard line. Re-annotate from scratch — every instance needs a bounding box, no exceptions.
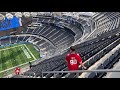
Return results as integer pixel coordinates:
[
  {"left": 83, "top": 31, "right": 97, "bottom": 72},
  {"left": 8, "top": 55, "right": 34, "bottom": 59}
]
[
  {"left": 24, "top": 44, "right": 36, "bottom": 60},
  {"left": 0, "top": 44, "right": 24, "bottom": 52},
  {"left": 21, "top": 46, "right": 31, "bottom": 59}
]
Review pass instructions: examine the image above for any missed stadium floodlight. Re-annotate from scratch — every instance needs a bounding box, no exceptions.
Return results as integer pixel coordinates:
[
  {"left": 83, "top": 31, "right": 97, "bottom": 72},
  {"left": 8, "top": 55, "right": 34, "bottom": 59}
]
[
  {"left": 23, "top": 12, "right": 30, "bottom": 18},
  {"left": 30, "top": 12, "right": 38, "bottom": 16},
  {"left": 38, "top": 12, "right": 45, "bottom": 15},
  {"left": 0, "top": 14, "right": 5, "bottom": 21},
  {"left": 15, "top": 12, "right": 22, "bottom": 18},
  {"left": 6, "top": 13, "right": 13, "bottom": 20}
]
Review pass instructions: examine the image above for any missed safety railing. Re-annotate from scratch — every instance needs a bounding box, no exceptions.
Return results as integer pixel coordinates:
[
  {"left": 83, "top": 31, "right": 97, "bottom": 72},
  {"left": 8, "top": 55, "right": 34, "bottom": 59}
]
[
  {"left": 22, "top": 72, "right": 36, "bottom": 78},
  {"left": 42, "top": 69, "right": 120, "bottom": 78}
]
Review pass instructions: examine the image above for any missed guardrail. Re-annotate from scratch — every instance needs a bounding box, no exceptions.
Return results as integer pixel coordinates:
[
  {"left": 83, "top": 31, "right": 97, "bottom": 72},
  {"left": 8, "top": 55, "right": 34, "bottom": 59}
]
[{"left": 42, "top": 69, "right": 120, "bottom": 78}]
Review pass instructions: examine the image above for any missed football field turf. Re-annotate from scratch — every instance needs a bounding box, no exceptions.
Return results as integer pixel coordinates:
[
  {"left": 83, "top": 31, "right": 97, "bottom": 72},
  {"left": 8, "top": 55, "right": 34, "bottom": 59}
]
[{"left": 0, "top": 44, "right": 40, "bottom": 72}]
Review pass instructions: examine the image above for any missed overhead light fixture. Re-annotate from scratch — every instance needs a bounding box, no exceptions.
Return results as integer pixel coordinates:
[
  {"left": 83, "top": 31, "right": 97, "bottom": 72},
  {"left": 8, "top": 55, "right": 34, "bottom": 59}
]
[
  {"left": 0, "top": 14, "right": 5, "bottom": 21},
  {"left": 30, "top": 12, "right": 38, "bottom": 16},
  {"left": 6, "top": 13, "right": 13, "bottom": 20},
  {"left": 15, "top": 12, "right": 22, "bottom": 18},
  {"left": 23, "top": 12, "right": 30, "bottom": 18}
]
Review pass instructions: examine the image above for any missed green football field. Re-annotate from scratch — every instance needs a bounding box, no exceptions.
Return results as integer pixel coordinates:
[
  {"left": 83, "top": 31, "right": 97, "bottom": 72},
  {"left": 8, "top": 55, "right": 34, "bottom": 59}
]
[{"left": 0, "top": 44, "right": 40, "bottom": 73}]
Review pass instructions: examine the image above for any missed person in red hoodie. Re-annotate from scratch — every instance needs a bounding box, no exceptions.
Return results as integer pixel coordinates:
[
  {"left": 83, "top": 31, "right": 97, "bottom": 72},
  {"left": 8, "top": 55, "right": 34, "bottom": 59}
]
[
  {"left": 66, "top": 46, "right": 86, "bottom": 71},
  {"left": 14, "top": 67, "right": 21, "bottom": 75}
]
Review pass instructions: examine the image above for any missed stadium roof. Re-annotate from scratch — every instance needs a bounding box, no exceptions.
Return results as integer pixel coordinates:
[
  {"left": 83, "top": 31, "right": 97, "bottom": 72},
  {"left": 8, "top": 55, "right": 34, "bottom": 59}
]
[{"left": 78, "top": 12, "right": 95, "bottom": 16}]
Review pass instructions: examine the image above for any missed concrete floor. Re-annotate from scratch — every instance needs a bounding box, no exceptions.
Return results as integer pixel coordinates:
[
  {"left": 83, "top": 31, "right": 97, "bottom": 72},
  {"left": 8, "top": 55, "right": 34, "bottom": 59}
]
[{"left": 103, "top": 59, "right": 120, "bottom": 78}]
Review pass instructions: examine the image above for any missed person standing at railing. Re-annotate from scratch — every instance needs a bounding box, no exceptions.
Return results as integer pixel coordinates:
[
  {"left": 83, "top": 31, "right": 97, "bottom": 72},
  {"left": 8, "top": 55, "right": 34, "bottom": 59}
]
[
  {"left": 29, "top": 62, "right": 36, "bottom": 69},
  {"left": 66, "top": 46, "right": 86, "bottom": 71},
  {"left": 29, "top": 62, "right": 32, "bottom": 69}
]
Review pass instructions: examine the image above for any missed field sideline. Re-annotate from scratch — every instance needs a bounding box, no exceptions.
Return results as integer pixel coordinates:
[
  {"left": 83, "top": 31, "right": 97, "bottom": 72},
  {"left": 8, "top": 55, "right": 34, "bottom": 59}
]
[{"left": 0, "top": 44, "right": 40, "bottom": 74}]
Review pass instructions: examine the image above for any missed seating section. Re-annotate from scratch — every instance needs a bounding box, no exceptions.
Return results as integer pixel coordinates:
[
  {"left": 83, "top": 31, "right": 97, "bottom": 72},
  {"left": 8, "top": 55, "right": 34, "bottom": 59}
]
[
  {"left": 22, "top": 21, "right": 75, "bottom": 52},
  {"left": 85, "top": 12, "right": 120, "bottom": 40},
  {"left": 33, "top": 16, "right": 83, "bottom": 41},
  {"left": 1, "top": 12, "right": 120, "bottom": 78},
  {"left": 79, "top": 39, "right": 120, "bottom": 78}
]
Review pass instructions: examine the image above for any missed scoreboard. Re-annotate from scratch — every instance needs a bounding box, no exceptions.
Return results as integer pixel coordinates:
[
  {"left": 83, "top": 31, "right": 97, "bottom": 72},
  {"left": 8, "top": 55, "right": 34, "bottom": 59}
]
[{"left": 0, "top": 16, "right": 22, "bottom": 31}]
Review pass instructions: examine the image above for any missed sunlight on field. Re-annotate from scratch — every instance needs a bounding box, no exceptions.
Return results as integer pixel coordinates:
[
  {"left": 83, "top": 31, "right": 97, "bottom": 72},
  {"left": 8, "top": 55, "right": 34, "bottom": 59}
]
[{"left": 0, "top": 44, "right": 40, "bottom": 77}]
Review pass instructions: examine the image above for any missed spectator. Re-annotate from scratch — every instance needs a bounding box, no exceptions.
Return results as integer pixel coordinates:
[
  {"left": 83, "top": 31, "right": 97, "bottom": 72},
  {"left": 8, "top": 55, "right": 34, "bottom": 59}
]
[
  {"left": 14, "top": 67, "right": 21, "bottom": 75},
  {"left": 66, "top": 46, "right": 86, "bottom": 70},
  {"left": 65, "top": 46, "right": 86, "bottom": 78},
  {"left": 29, "top": 62, "right": 32, "bottom": 69}
]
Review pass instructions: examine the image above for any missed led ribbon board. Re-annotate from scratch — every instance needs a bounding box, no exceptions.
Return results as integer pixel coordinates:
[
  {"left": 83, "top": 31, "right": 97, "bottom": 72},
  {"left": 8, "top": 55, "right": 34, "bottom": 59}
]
[{"left": 0, "top": 16, "right": 21, "bottom": 31}]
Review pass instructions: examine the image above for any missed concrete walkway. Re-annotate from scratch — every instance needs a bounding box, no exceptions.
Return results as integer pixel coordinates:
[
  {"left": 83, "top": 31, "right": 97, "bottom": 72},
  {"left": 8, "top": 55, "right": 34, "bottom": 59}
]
[{"left": 103, "top": 59, "right": 120, "bottom": 78}]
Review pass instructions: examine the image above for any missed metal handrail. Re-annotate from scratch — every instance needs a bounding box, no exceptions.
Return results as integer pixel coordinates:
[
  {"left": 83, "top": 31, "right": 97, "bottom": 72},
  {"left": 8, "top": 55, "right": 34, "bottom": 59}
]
[
  {"left": 23, "top": 72, "right": 36, "bottom": 77},
  {"left": 42, "top": 69, "right": 120, "bottom": 78}
]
